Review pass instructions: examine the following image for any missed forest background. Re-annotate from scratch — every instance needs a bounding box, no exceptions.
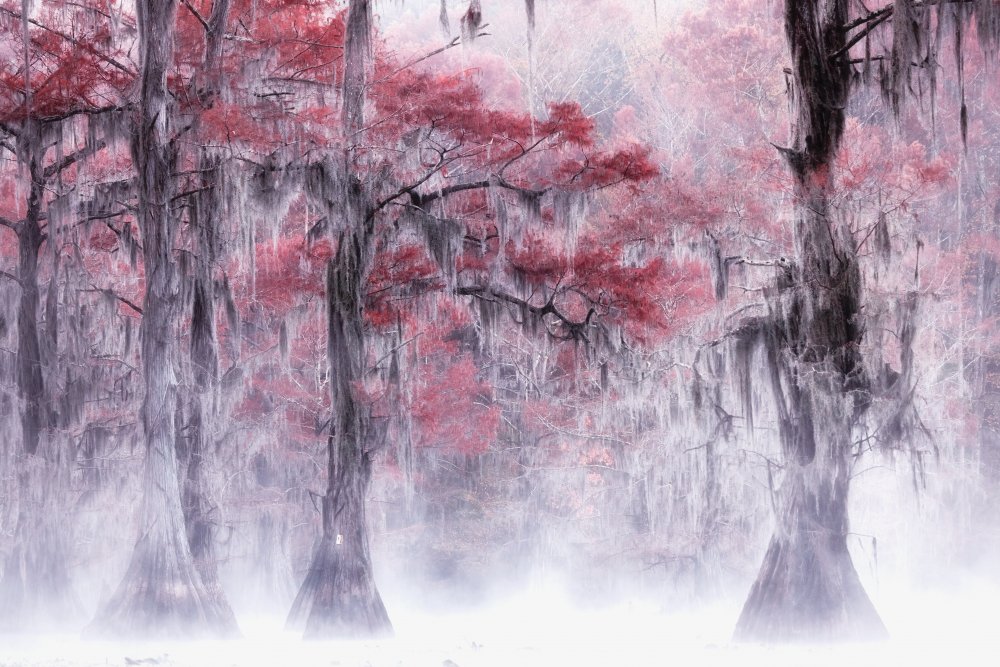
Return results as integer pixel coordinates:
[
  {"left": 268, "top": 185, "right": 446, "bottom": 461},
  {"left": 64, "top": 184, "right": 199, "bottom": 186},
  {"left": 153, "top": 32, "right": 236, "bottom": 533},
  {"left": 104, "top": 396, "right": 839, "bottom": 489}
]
[{"left": 1, "top": 0, "right": 998, "bottom": 644}]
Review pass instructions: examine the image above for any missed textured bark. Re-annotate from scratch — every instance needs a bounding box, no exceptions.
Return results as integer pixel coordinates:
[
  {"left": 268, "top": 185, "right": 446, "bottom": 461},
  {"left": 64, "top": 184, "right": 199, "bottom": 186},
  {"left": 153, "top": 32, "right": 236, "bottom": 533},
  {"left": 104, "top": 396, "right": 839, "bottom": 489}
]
[
  {"left": 735, "top": 342, "right": 885, "bottom": 640},
  {"left": 181, "top": 150, "right": 225, "bottom": 607},
  {"left": 735, "top": 461, "right": 884, "bottom": 641},
  {"left": 286, "top": 200, "right": 391, "bottom": 639},
  {"left": 87, "top": 0, "right": 237, "bottom": 638},
  {"left": 287, "top": 0, "right": 391, "bottom": 639},
  {"left": 179, "top": 374, "right": 230, "bottom": 617},
  {"left": 15, "top": 122, "right": 46, "bottom": 459},
  {"left": 184, "top": 276, "right": 220, "bottom": 589},
  {"left": 973, "top": 200, "right": 1000, "bottom": 548},
  {"left": 0, "top": 121, "right": 80, "bottom": 629},
  {"left": 734, "top": 0, "right": 887, "bottom": 642},
  {"left": 178, "top": 0, "right": 231, "bottom": 602}
]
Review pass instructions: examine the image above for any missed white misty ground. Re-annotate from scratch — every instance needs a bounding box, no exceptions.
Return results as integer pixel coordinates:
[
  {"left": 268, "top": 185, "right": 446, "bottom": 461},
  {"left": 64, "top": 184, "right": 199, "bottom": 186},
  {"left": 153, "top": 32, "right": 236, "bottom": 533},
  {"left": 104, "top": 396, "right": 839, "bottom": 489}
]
[{"left": 1, "top": 582, "right": 999, "bottom": 667}]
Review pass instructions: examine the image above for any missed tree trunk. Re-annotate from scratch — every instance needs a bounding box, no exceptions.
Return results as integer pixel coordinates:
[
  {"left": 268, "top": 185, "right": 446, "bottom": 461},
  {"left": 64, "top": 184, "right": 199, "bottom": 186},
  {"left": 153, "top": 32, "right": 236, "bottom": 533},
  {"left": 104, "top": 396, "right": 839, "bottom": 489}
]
[
  {"left": 734, "top": 385, "right": 884, "bottom": 640},
  {"left": 87, "top": 0, "right": 237, "bottom": 637},
  {"left": 176, "top": 0, "right": 232, "bottom": 610},
  {"left": 15, "top": 124, "right": 46, "bottom": 459},
  {"left": 734, "top": 0, "right": 887, "bottom": 642},
  {"left": 286, "top": 223, "right": 391, "bottom": 639},
  {"left": 182, "top": 273, "right": 227, "bottom": 600},
  {"left": 973, "top": 199, "right": 1000, "bottom": 554},
  {"left": 0, "top": 123, "right": 81, "bottom": 629},
  {"left": 177, "top": 144, "right": 230, "bottom": 609},
  {"left": 286, "top": 0, "right": 391, "bottom": 639}
]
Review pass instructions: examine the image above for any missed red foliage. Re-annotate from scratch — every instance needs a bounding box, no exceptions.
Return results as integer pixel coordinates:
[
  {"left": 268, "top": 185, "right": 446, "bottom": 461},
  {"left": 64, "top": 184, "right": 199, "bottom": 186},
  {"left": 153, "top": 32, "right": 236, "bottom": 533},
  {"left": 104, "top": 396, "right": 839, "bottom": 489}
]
[
  {"left": 540, "top": 102, "right": 596, "bottom": 148},
  {"left": 0, "top": 1, "right": 132, "bottom": 123},
  {"left": 173, "top": 0, "right": 347, "bottom": 150},
  {"left": 504, "top": 233, "right": 568, "bottom": 285},
  {"left": 408, "top": 327, "right": 500, "bottom": 455},
  {"left": 554, "top": 144, "right": 659, "bottom": 191},
  {"left": 249, "top": 236, "right": 333, "bottom": 313}
]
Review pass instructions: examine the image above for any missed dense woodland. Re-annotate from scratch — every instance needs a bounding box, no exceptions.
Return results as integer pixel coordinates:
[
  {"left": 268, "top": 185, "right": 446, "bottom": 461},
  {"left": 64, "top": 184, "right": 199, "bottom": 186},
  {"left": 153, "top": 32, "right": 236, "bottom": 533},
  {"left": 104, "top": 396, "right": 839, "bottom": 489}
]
[{"left": 1, "top": 0, "right": 1000, "bottom": 644}]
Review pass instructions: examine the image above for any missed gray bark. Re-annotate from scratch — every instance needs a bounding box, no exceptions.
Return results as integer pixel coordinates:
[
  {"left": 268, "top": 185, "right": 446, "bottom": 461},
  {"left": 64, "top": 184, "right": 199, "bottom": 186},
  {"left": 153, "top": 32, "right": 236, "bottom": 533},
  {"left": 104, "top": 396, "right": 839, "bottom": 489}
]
[
  {"left": 974, "top": 193, "right": 1000, "bottom": 466},
  {"left": 179, "top": 0, "right": 230, "bottom": 601},
  {"left": 15, "top": 121, "right": 47, "bottom": 459},
  {"left": 87, "top": 0, "right": 237, "bottom": 638},
  {"left": 0, "top": 120, "right": 80, "bottom": 629},
  {"left": 286, "top": 0, "right": 391, "bottom": 639},
  {"left": 285, "top": 224, "right": 390, "bottom": 638}
]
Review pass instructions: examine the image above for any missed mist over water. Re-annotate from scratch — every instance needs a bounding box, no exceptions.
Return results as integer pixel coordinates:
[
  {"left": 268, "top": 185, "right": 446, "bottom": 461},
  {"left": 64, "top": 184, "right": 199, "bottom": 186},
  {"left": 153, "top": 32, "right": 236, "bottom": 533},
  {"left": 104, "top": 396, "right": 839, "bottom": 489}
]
[
  {"left": 3, "top": 580, "right": 1000, "bottom": 667},
  {"left": 3, "top": 459, "right": 999, "bottom": 666}
]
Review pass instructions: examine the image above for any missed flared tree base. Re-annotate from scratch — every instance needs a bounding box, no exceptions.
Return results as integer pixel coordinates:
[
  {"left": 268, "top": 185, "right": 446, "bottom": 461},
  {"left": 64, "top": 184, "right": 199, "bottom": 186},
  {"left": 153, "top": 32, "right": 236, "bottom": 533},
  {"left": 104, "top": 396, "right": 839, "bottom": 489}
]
[
  {"left": 86, "top": 530, "right": 239, "bottom": 639},
  {"left": 734, "top": 531, "right": 888, "bottom": 643},
  {"left": 286, "top": 534, "right": 392, "bottom": 639}
]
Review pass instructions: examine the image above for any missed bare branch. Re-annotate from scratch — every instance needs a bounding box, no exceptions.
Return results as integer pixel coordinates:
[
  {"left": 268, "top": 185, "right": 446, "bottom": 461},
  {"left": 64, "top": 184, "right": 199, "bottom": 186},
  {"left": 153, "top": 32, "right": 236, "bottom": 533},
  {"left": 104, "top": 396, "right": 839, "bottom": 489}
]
[
  {"left": 413, "top": 176, "right": 548, "bottom": 209},
  {"left": 82, "top": 285, "right": 143, "bottom": 314},
  {"left": 456, "top": 284, "right": 596, "bottom": 342},
  {"left": 832, "top": 0, "right": 976, "bottom": 61},
  {"left": 373, "top": 36, "right": 462, "bottom": 86},
  {"left": 0, "top": 270, "right": 22, "bottom": 286},
  {"left": 75, "top": 208, "right": 131, "bottom": 225},
  {"left": 498, "top": 133, "right": 551, "bottom": 176},
  {"left": 43, "top": 139, "right": 107, "bottom": 179},
  {"left": 371, "top": 154, "right": 451, "bottom": 215},
  {"left": 0, "top": 121, "right": 21, "bottom": 139},
  {"left": 726, "top": 256, "right": 795, "bottom": 270},
  {"left": 839, "top": 4, "right": 894, "bottom": 33},
  {"left": 172, "top": 185, "right": 212, "bottom": 204},
  {"left": 831, "top": 9, "right": 893, "bottom": 60},
  {"left": 180, "top": 0, "right": 211, "bottom": 33}
]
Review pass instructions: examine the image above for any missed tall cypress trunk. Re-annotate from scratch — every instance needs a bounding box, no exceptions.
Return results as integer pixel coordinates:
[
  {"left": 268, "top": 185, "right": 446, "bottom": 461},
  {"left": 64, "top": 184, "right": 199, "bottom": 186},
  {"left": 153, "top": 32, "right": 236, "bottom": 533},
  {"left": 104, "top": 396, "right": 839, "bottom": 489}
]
[
  {"left": 286, "top": 0, "right": 391, "bottom": 638},
  {"left": 87, "top": 0, "right": 237, "bottom": 637},
  {"left": 0, "top": 121, "right": 80, "bottom": 628},
  {"left": 16, "top": 123, "right": 45, "bottom": 459},
  {"left": 734, "top": 0, "right": 887, "bottom": 642},
  {"left": 178, "top": 0, "right": 231, "bottom": 604},
  {"left": 286, "top": 222, "right": 390, "bottom": 638},
  {"left": 183, "top": 261, "right": 225, "bottom": 598}
]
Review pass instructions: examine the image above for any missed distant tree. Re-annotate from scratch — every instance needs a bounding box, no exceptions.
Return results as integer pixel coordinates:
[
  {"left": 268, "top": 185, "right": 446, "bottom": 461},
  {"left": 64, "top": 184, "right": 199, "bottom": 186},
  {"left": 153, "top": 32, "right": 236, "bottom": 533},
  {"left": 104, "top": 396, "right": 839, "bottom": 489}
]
[
  {"left": 952, "top": 63, "right": 1000, "bottom": 520},
  {"left": 0, "top": 0, "right": 129, "bottom": 628}
]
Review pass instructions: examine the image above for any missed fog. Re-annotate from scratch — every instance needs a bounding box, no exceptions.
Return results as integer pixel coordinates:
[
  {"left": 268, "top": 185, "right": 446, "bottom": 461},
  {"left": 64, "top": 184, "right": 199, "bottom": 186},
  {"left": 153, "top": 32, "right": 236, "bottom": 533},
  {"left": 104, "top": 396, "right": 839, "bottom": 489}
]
[
  {"left": 4, "top": 578, "right": 1000, "bottom": 666},
  {"left": 3, "top": 0, "right": 1000, "bottom": 664},
  {"left": 4, "top": 460, "right": 999, "bottom": 665}
]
